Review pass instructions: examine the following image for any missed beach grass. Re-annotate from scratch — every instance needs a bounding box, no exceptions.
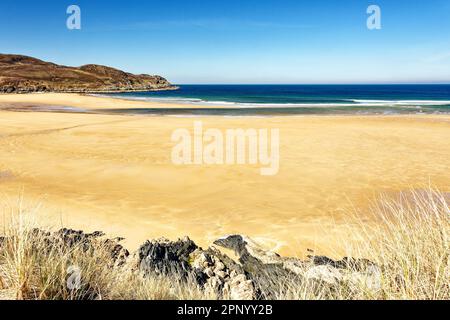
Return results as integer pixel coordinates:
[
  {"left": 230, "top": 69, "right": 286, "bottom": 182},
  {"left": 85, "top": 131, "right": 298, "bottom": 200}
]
[
  {"left": 0, "top": 197, "right": 216, "bottom": 300},
  {"left": 0, "top": 188, "right": 448, "bottom": 300},
  {"left": 273, "top": 188, "right": 449, "bottom": 300}
]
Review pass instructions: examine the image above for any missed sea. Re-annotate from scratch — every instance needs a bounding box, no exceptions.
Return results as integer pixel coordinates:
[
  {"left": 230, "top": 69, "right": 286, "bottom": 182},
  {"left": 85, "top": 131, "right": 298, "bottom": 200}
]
[{"left": 101, "top": 84, "right": 450, "bottom": 116}]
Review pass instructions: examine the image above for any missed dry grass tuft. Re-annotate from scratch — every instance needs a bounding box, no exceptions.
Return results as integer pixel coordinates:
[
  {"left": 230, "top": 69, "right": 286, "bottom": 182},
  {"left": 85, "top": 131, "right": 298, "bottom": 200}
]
[
  {"left": 276, "top": 188, "right": 449, "bottom": 300},
  {"left": 355, "top": 188, "right": 449, "bottom": 300},
  {"left": 0, "top": 207, "right": 215, "bottom": 300}
]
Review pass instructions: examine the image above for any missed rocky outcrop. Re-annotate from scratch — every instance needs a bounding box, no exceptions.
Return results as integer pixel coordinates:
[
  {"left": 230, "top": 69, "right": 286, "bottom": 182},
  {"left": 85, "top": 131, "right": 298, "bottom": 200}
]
[
  {"left": 136, "top": 237, "right": 198, "bottom": 279},
  {"left": 134, "top": 237, "right": 256, "bottom": 300},
  {"left": 0, "top": 54, "right": 178, "bottom": 93},
  {"left": 0, "top": 229, "right": 381, "bottom": 300},
  {"left": 133, "top": 234, "right": 380, "bottom": 299},
  {"left": 191, "top": 248, "right": 255, "bottom": 300},
  {"left": 213, "top": 235, "right": 381, "bottom": 297},
  {"left": 52, "top": 228, "right": 130, "bottom": 266},
  {"left": 0, "top": 228, "right": 129, "bottom": 267}
]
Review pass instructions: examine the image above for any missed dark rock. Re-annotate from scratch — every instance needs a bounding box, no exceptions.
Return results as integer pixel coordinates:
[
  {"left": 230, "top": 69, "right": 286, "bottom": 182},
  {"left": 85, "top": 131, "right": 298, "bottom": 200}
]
[
  {"left": 308, "top": 255, "right": 337, "bottom": 267},
  {"left": 190, "top": 247, "right": 256, "bottom": 299},
  {"left": 308, "top": 255, "right": 377, "bottom": 272},
  {"left": 137, "top": 237, "right": 198, "bottom": 278},
  {"left": 214, "top": 235, "right": 300, "bottom": 299},
  {"left": 5, "top": 228, "right": 129, "bottom": 266},
  {"left": 135, "top": 237, "right": 256, "bottom": 299}
]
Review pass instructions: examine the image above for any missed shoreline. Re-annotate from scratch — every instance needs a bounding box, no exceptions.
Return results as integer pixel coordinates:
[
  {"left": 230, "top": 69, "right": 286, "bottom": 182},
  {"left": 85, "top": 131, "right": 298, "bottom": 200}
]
[
  {"left": 3, "top": 104, "right": 450, "bottom": 120},
  {"left": 0, "top": 92, "right": 193, "bottom": 110},
  {"left": 1, "top": 93, "right": 450, "bottom": 116}
]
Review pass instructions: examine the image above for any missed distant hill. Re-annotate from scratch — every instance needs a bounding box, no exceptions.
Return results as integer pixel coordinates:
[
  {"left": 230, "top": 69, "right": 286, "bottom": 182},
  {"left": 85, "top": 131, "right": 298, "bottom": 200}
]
[{"left": 0, "top": 54, "right": 177, "bottom": 93}]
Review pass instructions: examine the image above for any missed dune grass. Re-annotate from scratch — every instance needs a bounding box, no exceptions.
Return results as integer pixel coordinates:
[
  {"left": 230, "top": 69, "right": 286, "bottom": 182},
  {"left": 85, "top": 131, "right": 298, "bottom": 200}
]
[
  {"left": 274, "top": 188, "right": 449, "bottom": 300},
  {"left": 0, "top": 203, "right": 215, "bottom": 300},
  {"left": 354, "top": 189, "right": 449, "bottom": 300},
  {"left": 0, "top": 188, "right": 448, "bottom": 300}
]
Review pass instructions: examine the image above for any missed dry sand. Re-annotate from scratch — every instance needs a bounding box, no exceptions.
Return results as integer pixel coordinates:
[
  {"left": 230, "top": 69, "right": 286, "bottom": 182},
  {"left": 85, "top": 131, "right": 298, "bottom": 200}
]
[{"left": 0, "top": 93, "right": 449, "bottom": 256}]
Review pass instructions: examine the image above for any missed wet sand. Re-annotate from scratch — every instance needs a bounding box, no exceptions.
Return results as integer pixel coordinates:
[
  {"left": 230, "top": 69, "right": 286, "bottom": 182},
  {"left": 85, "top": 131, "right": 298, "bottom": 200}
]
[
  {"left": 0, "top": 93, "right": 449, "bottom": 256},
  {"left": 0, "top": 92, "right": 227, "bottom": 110}
]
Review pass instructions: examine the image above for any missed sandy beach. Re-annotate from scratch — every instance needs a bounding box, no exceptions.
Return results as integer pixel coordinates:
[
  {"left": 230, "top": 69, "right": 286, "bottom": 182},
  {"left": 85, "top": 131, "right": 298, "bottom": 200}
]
[{"left": 0, "top": 93, "right": 449, "bottom": 256}]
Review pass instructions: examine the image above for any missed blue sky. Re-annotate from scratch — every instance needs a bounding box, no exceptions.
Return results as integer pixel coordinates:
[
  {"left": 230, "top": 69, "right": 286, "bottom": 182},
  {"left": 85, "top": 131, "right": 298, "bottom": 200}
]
[{"left": 1, "top": 0, "right": 450, "bottom": 84}]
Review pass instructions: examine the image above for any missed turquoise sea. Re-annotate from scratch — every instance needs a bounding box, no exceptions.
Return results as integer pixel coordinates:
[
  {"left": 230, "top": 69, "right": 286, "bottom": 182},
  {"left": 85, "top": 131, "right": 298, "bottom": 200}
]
[{"left": 103, "top": 84, "right": 450, "bottom": 116}]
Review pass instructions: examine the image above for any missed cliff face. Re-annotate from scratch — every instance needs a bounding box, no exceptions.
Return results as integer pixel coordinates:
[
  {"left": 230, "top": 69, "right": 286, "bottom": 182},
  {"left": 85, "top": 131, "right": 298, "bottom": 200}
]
[{"left": 0, "top": 54, "right": 177, "bottom": 93}]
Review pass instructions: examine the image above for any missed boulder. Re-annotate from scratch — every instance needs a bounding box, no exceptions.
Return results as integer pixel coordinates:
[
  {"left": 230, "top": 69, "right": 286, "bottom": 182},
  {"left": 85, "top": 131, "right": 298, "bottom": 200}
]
[
  {"left": 135, "top": 237, "right": 256, "bottom": 299},
  {"left": 136, "top": 236, "right": 198, "bottom": 279},
  {"left": 213, "top": 235, "right": 303, "bottom": 298},
  {"left": 190, "top": 247, "right": 256, "bottom": 300},
  {"left": 213, "top": 235, "right": 381, "bottom": 297}
]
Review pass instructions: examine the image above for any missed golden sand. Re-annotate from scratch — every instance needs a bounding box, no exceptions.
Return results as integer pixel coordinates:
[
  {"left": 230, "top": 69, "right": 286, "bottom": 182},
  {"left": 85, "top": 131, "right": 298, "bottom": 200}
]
[{"left": 0, "top": 93, "right": 449, "bottom": 256}]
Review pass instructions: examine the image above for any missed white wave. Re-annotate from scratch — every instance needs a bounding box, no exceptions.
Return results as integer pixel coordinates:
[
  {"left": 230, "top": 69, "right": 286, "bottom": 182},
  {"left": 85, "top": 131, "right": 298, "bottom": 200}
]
[
  {"left": 96, "top": 94, "right": 450, "bottom": 109},
  {"left": 352, "top": 99, "right": 450, "bottom": 106},
  {"left": 98, "top": 95, "right": 204, "bottom": 103}
]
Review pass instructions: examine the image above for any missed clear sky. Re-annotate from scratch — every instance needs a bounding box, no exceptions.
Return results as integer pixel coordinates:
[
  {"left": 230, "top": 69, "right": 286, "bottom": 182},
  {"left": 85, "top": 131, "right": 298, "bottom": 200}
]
[{"left": 1, "top": 0, "right": 450, "bottom": 84}]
